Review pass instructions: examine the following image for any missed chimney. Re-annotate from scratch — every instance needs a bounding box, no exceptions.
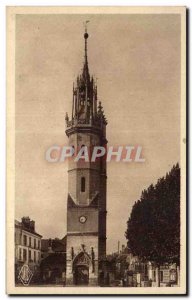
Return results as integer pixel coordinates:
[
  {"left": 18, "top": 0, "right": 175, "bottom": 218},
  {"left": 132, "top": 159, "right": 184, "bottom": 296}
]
[
  {"left": 30, "top": 220, "right": 35, "bottom": 231},
  {"left": 48, "top": 239, "right": 53, "bottom": 253},
  {"left": 21, "top": 216, "right": 30, "bottom": 229}
]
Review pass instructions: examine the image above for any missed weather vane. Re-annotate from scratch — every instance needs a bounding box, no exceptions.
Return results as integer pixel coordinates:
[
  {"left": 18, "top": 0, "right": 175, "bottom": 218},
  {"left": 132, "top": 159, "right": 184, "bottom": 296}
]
[{"left": 84, "top": 20, "right": 90, "bottom": 33}]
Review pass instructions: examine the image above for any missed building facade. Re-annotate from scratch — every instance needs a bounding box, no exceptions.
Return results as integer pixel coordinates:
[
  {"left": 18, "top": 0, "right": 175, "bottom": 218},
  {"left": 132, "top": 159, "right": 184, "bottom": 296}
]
[
  {"left": 40, "top": 237, "right": 66, "bottom": 284},
  {"left": 65, "top": 28, "right": 107, "bottom": 286},
  {"left": 15, "top": 217, "right": 42, "bottom": 283},
  {"left": 116, "top": 248, "right": 179, "bottom": 287}
]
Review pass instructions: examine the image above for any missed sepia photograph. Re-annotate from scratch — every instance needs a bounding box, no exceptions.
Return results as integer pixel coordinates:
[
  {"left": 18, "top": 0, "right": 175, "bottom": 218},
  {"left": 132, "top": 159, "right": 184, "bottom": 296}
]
[{"left": 6, "top": 6, "right": 186, "bottom": 295}]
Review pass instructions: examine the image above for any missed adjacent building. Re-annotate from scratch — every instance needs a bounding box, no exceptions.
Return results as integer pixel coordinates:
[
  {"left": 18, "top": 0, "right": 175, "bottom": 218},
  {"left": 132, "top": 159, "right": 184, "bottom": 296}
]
[
  {"left": 113, "top": 246, "right": 179, "bottom": 287},
  {"left": 40, "top": 237, "right": 66, "bottom": 284},
  {"left": 15, "top": 217, "right": 42, "bottom": 283}
]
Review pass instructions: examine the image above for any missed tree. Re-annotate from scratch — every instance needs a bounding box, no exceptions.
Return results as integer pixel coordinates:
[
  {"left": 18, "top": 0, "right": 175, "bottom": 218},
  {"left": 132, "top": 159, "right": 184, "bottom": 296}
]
[{"left": 125, "top": 164, "right": 180, "bottom": 285}]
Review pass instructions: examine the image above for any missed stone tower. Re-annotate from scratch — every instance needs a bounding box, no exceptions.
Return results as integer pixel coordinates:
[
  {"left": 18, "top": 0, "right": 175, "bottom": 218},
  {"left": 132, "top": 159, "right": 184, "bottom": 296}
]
[{"left": 65, "top": 27, "right": 107, "bottom": 286}]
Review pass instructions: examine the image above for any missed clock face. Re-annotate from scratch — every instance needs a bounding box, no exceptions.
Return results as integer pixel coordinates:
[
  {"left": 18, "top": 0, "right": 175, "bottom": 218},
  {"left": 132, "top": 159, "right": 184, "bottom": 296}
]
[{"left": 79, "top": 216, "right": 87, "bottom": 224}]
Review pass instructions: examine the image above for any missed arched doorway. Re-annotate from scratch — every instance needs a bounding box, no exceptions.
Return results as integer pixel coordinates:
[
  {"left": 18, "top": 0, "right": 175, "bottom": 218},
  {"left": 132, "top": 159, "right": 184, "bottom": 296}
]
[
  {"left": 74, "top": 265, "right": 89, "bottom": 285},
  {"left": 73, "top": 252, "right": 90, "bottom": 286}
]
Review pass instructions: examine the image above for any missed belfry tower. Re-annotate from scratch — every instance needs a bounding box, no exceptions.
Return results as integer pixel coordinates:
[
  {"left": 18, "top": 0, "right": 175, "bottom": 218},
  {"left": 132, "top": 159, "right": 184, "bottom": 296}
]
[{"left": 65, "top": 27, "right": 107, "bottom": 286}]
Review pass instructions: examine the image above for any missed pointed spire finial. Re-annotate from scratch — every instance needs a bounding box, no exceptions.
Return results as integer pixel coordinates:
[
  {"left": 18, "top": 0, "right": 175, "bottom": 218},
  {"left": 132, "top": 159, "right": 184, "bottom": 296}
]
[
  {"left": 84, "top": 20, "right": 90, "bottom": 35},
  {"left": 65, "top": 112, "right": 69, "bottom": 122},
  {"left": 83, "top": 21, "right": 90, "bottom": 81}
]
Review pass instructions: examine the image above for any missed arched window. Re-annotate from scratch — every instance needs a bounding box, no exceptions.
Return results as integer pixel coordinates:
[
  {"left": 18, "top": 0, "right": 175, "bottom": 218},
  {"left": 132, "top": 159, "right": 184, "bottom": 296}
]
[{"left": 81, "top": 177, "right": 85, "bottom": 192}]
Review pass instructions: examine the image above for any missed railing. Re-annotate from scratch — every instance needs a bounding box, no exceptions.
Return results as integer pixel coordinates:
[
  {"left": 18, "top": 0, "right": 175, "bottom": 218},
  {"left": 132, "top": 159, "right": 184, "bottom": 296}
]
[{"left": 66, "top": 118, "right": 103, "bottom": 128}]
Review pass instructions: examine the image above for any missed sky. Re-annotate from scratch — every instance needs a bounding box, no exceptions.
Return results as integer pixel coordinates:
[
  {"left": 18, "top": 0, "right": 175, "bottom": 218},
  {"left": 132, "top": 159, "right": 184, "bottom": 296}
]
[{"left": 15, "top": 13, "right": 181, "bottom": 253}]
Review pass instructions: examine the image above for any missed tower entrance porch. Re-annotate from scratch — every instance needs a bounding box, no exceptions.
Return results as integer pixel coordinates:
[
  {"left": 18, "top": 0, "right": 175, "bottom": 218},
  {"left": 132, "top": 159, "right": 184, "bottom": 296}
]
[{"left": 73, "top": 252, "right": 90, "bottom": 286}]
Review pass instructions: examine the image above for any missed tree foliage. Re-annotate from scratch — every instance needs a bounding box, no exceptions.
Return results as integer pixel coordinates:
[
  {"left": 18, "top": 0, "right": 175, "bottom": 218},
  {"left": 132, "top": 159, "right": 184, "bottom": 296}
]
[{"left": 125, "top": 163, "right": 180, "bottom": 265}]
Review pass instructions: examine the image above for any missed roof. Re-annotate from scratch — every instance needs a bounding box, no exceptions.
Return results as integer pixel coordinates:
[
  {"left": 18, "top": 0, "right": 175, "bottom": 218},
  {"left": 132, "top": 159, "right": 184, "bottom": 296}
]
[
  {"left": 41, "top": 237, "right": 66, "bottom": 252},
  {"left": 15, "top": 219, "right": 42, "bottom": 238}
]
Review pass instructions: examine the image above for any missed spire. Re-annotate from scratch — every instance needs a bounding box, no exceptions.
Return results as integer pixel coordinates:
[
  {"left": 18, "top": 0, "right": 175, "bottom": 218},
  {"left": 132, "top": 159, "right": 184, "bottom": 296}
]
[
  {"left": 65, "top": 24, "right": 107, "bottom": 129},
  {"left": 82, "top": 21, "right": 90, "bottom": 81}
]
